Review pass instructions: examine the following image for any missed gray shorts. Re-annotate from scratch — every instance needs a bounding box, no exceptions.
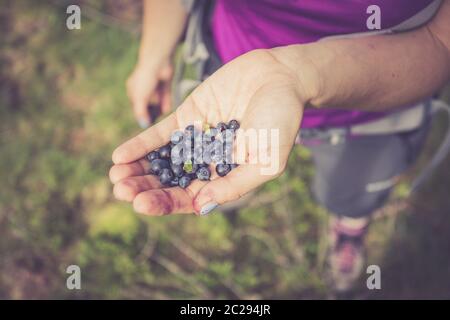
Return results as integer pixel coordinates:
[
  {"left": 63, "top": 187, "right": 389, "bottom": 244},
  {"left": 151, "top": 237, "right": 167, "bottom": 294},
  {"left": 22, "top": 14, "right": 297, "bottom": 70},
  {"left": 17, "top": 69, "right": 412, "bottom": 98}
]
[{"left": 302, "top": 119, "right": 430, "bottom": 218}]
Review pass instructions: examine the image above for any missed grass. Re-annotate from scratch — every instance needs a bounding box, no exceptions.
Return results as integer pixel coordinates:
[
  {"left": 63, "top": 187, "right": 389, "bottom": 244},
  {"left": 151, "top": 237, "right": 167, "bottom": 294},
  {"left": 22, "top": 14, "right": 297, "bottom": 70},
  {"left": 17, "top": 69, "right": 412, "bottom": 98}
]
[{"left": 0, "top": 0, "right": 449, "bottom": 299}]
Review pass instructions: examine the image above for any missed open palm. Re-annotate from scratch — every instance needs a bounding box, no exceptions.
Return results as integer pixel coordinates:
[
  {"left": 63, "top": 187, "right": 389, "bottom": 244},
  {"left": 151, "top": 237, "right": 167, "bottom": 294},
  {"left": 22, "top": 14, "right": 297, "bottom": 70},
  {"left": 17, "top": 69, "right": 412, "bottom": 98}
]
[{"left": 110, "top": 50, "right": 305, "bottom": 216}]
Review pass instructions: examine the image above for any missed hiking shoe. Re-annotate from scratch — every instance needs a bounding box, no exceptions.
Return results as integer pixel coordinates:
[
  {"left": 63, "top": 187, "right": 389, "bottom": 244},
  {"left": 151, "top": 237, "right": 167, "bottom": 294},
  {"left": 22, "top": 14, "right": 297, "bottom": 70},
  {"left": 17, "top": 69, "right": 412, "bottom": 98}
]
[{"left": 327, "top": 216, "right": 369, "bottom": 293}]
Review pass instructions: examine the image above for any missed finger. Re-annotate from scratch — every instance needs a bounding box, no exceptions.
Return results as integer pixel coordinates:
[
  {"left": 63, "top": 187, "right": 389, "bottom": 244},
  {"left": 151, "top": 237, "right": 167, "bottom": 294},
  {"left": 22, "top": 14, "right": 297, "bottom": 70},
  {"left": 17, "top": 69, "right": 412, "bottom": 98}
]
[
  {"left": 133, "top": 177, "right": 207, "bottom": 215},
  {"left": 109, "top": 159, "right": 150, "bottom": 184},
  {"left": 133, "top": 188, "right": 194, "bottom": 216},
  {"left": 113, "top": 175, "right": 162, "bottom": 202},
  {"left": 133, "top": 99, "right": 152, "bottom": 129},
  {"left": 112, "top": 112, "right": 179, "bottom": 164},
  {"left": 193, "top": 165, "right": 278, "bottom": 215}
]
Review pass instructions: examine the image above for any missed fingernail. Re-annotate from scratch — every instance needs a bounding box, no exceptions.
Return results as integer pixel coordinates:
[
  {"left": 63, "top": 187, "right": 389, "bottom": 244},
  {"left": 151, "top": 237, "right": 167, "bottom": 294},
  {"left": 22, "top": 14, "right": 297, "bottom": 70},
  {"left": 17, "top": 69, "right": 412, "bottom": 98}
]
[
  {"left": 138, "top": 118, "right": 150, "bottom": 129},
  {"left": 200, "top": 202, "right": 218, "bottom": 216}
]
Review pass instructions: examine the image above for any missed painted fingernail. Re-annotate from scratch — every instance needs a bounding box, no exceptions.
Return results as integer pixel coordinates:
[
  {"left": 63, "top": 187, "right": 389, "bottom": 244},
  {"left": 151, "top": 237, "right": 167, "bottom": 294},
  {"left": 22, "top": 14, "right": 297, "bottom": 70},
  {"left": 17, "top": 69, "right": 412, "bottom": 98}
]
[
  {"left": 138, "top": 118, "right": 150, "bottom": 129},
  {"left": 200, "top": 202, "right": 218, "bottom": 216}
]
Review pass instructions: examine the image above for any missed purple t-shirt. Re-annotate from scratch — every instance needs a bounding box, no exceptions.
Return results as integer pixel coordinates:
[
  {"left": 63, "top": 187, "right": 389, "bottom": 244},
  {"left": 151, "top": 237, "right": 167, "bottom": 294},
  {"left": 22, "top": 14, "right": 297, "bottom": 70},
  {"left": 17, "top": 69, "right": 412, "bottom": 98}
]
[{"left": 211, "top": 0, "right": 435, "bottom": 128}]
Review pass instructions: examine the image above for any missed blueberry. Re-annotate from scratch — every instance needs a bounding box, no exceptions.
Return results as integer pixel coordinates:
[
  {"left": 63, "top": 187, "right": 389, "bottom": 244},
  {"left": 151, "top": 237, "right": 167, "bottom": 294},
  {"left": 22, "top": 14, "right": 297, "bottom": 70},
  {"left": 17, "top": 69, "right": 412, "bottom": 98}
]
[
  {"left": 201, "top": 140, "right": 222, "bottom": 164},
  {"left": 159, "top": 144, "right": 171, "bottom": 158},
  {"left": 202, "top": 150, "right": 213, "bottom": 165},
  {"left": 185, "top": 125, "right": 195, "bottom": 136},
  {"left": 216, "top": 163, "right": 231, "bottom": 177},
  {"left": 171, "top": 131, "right": 184, "bottom": 145},
  {"left": 216, "top": 122, "right": 227, "bottom": 132},
  {"left": 182, "top": 131, "right": 193, "bottom": 147},
  {"left": 192, "top": 131, "right": 203, "bottom": 146},
  {"left": 228, "top": 119, "right": 240, "bottom": 131},
  {"left": 178, "top": 175, "right": 191, "bottom": 189},
  {"left": 221, "top": 129, "right": 234, "bottom": 143},
  {"left": 150, "top": 159, "right": 170, "bottom": 175},
  {"left": 193, "top": 138, "right": 204, "bottom": 151},
  {"left": 222, "top": 142, "right": 234, "bottom": 164},
  {"left": 203, "top": 128, "right": 218, "bottom": 144},
  {"left": 170, "top": 145, "right": 184, "bottom": 165},
  {"left": 146, "top": 151, "right": 160, "bottom": 162},
  {"left": 171, "top": 163, "right": 184, "bottom": 177},
  {"left": 196, "top": 166, "right": 211, "bottom": 181},
  {"left": 210, "top": 140, "right": 224, "bottom": 163},
  {"left": 188, "top": 172, "right": 197, "bottom": 180},
  {"left": 192, "top": 147, "right": 204, "bottom": 164},
  {"left": 170, "top": 176, "right": 180, "bottom": 187},
  {"left": 159, "top": 168, "right": 174, "bottom": 186}
]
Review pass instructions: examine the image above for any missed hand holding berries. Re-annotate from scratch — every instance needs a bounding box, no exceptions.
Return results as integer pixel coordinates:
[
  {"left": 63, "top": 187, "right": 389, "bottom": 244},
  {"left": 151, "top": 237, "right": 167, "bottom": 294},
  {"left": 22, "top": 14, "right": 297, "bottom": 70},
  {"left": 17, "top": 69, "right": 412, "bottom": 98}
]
[{"left": 112, "top": 48, "right": 304, "bottom": 216}]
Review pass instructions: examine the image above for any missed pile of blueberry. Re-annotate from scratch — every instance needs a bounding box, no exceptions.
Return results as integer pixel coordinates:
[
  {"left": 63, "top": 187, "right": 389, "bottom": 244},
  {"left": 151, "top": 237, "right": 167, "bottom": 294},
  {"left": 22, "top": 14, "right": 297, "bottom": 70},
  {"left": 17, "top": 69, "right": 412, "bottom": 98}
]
[{"left": 145, "top": 120, "right": 240, "bottom": 189}]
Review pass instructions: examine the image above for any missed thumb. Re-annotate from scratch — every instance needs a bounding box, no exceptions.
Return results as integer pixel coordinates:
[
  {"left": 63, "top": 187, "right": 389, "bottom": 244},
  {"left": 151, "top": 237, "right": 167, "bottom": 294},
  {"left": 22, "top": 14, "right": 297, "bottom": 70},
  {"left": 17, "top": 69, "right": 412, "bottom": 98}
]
[
  {"left": 133, "top": 98, "right": 151, "bottom": 129},
  {"left": 193, "top": 165, "right": 274, "bottom": 216}
]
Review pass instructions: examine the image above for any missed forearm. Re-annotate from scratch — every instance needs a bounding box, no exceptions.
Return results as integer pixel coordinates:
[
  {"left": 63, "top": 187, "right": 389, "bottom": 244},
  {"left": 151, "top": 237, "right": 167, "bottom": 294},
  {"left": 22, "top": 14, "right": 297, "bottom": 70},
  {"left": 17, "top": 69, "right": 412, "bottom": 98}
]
[
  {"left": 305, "top": 28, "right": 449, "bottom": 111},
  {"left": 272, "top": 3, "right": 450, "bottom": 112},
  {"left": 137, "top": 0, "right": 187, "bottom": 70}
]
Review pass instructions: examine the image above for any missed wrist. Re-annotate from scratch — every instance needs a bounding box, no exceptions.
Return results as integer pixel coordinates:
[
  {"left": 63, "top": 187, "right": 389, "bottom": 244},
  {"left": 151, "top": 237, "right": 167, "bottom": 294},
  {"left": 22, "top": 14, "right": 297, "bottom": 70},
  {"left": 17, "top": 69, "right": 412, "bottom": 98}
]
[
  {"left": 268, "top": 45, "right": 324, "bottom": 107},
  {"left": 137, "top": 49, "right": 171, "bottom": 74}
]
